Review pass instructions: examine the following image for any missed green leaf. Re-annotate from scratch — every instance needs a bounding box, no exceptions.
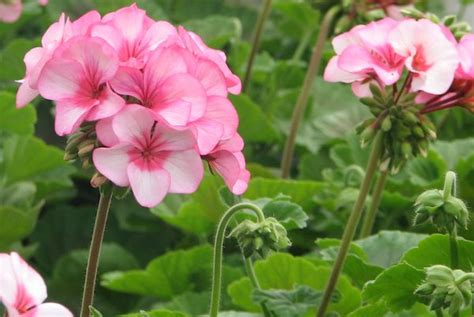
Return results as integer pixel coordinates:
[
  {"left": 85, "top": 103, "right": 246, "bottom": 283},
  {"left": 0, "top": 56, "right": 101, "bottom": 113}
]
[
  {"left": 120, "top": 310, "right": 187, "bottom": 317},
  {"left": 230, "top": 94, "right": 279, "bottom": 143},
  {"left": 0, "top": 38, "right": 39, "bottom": 83},
  {"left": 356, "top": 231, "right": 427, "bottom": 268},
  {"left": 0, "top": 91, "right": 36, "bottom": 135},
  {"left": 0, "top": 203, "right": 42, "bottom": 248},
  {"left": 273, "top": 0, "right": 320, "bottom": 39},
  {"left": 252, "top": 285, "right": 322, "bottom": 317},
  {"left": 401, "top": 234, "right": 474, "bottom": 272},
  {"left": 347, "top": 301, "right": 388, "bottom": 317},
  {"left": 151, "top": 175, "right": 227, "bottom": 236},
  {"left": 432, "top": 138, "right": 474, "bottom": 169},
  {"left": 102, "top": 245, "right": 213, "bottom": 299},
  {"left": 183, "top": 15, "right": 242, "bottom": 49},
  {"left": 228, "top": 253, "right": 361, "bottom": 316},
  {"left": 363, "top": 263, "right": 425, "bottom": 312},
  {"left": 0, "top": 135, "right": 75, "bottom": 200},
  {"left": 261, "top": 195, "right": 308, "bottom": 230},
  {"left": 402, "top": 150, "right": 447, "bottom": 187},
  {"left": 244, "top": 178, "right": 323, "bottom": 211}
]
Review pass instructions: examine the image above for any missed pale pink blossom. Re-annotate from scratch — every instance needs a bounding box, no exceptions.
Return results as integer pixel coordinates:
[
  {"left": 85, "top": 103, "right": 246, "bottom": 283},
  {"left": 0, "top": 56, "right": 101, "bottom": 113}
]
[
  {"left": 205, "top": 134, "right": 250, "bottom": 195},
  {"left": 91, "top": 4, "right": 176, "bottom": 68},
  {"left": 38, "top": 36, "right": 124, "bottom": 135},
  {"left": 16, "top": 13, "right": 73, "bottom": 108},
  {"left": 389, "top": 19, "right": 460, "bottom": 94},
  {"left": 93, "top": 105, "right": 204, "bottom": 207},
  {"left": 166, "top": 26, "right": 241, "bottom": 94},
  {"left": 324, "top": 18, "right": 405, "bottom": 97},
  {"left": 38, "top": 0, "right": 48, "bottom": 6},
  {"left": 110, "top": 46, "right": 206, "bottom": 128},
  {"left": 456, "top": 34, "right": 474, "bottom": 80},
  {"left": 0, "top": 252, "right": 72, "bottom": 317},
  {"left": 0, "top": 0, "right": 21, "bottom": 23}
]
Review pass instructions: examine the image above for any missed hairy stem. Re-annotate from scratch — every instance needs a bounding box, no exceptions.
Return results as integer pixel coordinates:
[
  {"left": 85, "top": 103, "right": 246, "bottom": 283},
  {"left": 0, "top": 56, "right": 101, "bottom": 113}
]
[
  {"left": 359, "top": 169, "right": 389, "bottom": 238},
  {"left": 243, "top": 256, "right": 271, "bottom": 316},
  {"left": 209, "top": 203, "right": 265, "bottom": 317},
  {"left": 242, "top": 0, "right": 273, "bottom": 92},
  {"left": 316, "top": 132, "right": 383, "bottom": 317},
  {"left": 281, "top": 6, "right": 340, "bottom": 178},
  {"left": 80, "top": 186, "right": 113, "bottom": 317}
]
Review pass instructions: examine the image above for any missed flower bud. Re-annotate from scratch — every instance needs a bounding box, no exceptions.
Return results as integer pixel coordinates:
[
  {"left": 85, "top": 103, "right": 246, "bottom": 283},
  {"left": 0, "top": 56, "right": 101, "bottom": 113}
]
[
  {"left": 415, "top": 265, "right": 474, "bottom": 315},
  {"left": 230, "top": 217, "right": 291, "bottom": 258}
]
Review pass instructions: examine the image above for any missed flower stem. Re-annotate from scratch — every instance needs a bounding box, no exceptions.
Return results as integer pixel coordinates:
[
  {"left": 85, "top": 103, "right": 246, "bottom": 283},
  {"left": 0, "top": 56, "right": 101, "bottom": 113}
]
[
  {"left": 291, "top": 30, "right": 312, "bottom": 62},
  {"left": 80, "top": 185, "right": 113, "bottom": 317},
  {"left": 281, "top": 6, "right": 340, "bottom": 178},
  {"left": 209, "top": 203, "right": 265, "bottom": 317},
  {"left": 443, "top": 171, "right": 457, "bottom": 200},
  {"left": 436, "top": 309, "right": 444, "bottom": 317},
  {"left": 242, "top": 0, "right": 273, "bottom": 93},
  {"left": 450, "top": 229, "right": 459, "bottom": 270},
  {"left": 316, "top": 132, "right": 383, "bottom": 317},
  {"left": 243, "top": 256, "right": 271, "bottom": 317},
  {"left": 359, "top": 169, "right": 389, "bottom": 238}
]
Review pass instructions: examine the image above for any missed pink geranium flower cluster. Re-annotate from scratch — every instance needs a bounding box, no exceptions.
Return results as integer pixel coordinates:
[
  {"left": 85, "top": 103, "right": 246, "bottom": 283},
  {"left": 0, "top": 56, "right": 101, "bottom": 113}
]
[
  {"left": 0, "top": 253, "right": 72, "bottom": 317},
  {"left": 0, "top": 0, "right": 47, "bottom": 23},
  {"left": 324, "top": 17, "right": 474, "bottom": 113},
  {"left": 16, "top": 4, "right": 249, "bottom": 207}
]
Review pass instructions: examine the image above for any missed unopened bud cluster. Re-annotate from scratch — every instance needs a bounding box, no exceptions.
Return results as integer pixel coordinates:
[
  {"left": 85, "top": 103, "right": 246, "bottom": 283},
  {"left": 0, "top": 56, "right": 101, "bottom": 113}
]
[
  {"left": 402, "top": 8, "right": 471, "bottom": 39},
  {"left": 414, "top": 189, "right": 469, "bottom": 233},
  {"left": 229, "top": 217, "right": 291, "bottom": 258},
  {"left": 415, "top": 265, "right": 474, "bottom": 315},
  {"left": 356, "top": 84, "right": 436, "bottom": 174},
  {"left": 63, "top": 123, "right": 107, "bottom": 188}
]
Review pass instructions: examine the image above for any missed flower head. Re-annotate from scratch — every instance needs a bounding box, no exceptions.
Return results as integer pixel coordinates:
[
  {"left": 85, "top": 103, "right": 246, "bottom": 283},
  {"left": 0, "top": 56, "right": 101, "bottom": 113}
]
[{"left": 0, "top": 252, "right": 72, "bottom": 317}]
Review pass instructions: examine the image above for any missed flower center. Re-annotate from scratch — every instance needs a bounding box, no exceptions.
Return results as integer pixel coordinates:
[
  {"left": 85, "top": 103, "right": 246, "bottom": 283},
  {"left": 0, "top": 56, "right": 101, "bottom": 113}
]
[{"left": 412, "top": 49, "right": 430, "bottom": 72}]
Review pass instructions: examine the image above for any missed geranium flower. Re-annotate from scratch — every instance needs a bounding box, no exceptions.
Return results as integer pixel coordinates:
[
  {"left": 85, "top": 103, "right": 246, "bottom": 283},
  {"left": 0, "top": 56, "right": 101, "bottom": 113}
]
[
  {"left": 205, "top": 134, "right": 250, "bottom": 195},
  {"left": 0, "top": 252, "right": 72, "bottom": 317},
  {"left": 93, "top": 105, "right": 204, "bottom": 207},
  {"left": 0, "top": 0, "right": 21, "bottom": 23},
  {"left": 324, "top": 17, "right": 405, "bottom": 97},
  {"left": 389, "top": 19, "right": 460, "bottom": 94},
  {"left": 38, "top": 36, "right": 125, "bottom": 135}
]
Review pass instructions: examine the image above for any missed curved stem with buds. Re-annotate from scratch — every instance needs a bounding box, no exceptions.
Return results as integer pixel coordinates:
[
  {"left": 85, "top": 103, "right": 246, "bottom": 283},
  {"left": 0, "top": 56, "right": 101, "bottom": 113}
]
[
  {"left": 80, "top": 185, "right": 114, "bottom": 317},
  {"left": 209, "top": 203, "right": 266, "bottom": 317},
  {"left": 281, "top": 6, "right": 340, "bottom": 178},
  {"left": 316, "top": 132, "right": 383, "bottom": 317}
]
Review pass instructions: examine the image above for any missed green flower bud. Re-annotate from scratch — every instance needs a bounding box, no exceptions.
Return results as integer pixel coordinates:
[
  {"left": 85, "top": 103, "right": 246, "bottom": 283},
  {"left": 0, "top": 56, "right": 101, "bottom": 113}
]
[
  {"left": 381, "top": 116, "right": 392, "bottom": 132},
  {"left": 230, "top": 217, "right": 291, "bottom": 258}
]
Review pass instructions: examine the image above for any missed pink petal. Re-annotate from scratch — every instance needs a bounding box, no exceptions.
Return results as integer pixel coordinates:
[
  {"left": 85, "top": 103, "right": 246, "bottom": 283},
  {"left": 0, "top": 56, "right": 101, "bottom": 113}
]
[
  {"left": 10, "top": 253, "right": 47, "bottom": 307},
  {"left": 215, "top": 133, "right": 244, "bottom": 152},
  {"left": 93, "top": 145, "right": 133, "bottom": 187},
  {"left": 85, "top": 86, "right": 125, "bottom": 121},
  {"left": 54, "top": 98, "right": 95, "bottom": 136},
  {"left": 111, "top": 105, "right": 155, "bottom": 146},
  {"left": 154, "top": 73, "right": 206, "bottom": 125},
  {"left": 16, "top": 82, "right": 38, "bottom": 108},
  {"left": 145, "top": 47, "right": 188, "bottom": 86},
  {"left": 41, "top": 13, "right": 72, "bottom": 47},
  {"left": 192, "top": 119, "right": 223, "bottom": 155},
  {"left": 324, "top": 56, "right": 365, "bottom": 83},
  {"left": 96, "top": 117, "right": 120, "bottom": 147},
  {"left": 38, "top": 0, "right": 48, "bottom": 6},
  {"left": 109, "top": 66, "right": 144, "bottom": 101},
  {"left": 90, "top": 24, "right": 124, "bottom": 58},
  {"left": 0, "top": 254, "right": 19, "bottom": 306},
  {"left": 71, "top": 10, "right": 101, "bottom": 36},
  {"left": 23, "top": 303, "right": 73, "bottom": 317},
  {"left": 142, "top": 21, "right": 178, "bottom": 52},
  {"left": 209, "top": 150, "right": 242, "bottom": 194},
  {"left": 162, "top": 150, "right": 204, "bottom": 194},
  {"left": 152, "top": 123, "right": 196, "bottom": 152},
  {"left": 104, "top": 4, "right": 147, "bottom": 44},
  {"left": 191, "top": 59, "right": 228, "bottom": 97},
  {"left": 127, "top": 161, "right": 171, "bottom": 208},
  {"left": 37, "top": 59, "right": 83, "bottom": 100}
]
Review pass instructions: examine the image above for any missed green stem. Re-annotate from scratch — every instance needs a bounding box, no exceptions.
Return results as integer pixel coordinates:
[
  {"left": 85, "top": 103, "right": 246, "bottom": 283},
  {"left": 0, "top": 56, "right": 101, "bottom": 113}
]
[
  {"left": 359, "top": 169, "right": 389, "bottom": 238},
  {"left": 436, "top": 309, "right": 444, "bottom": 317},
  {"left": 316, "top": 132, "right": 383, "bottom": 317},
  {"left": 80, "top": 186, "right": 113, "bottom": 317},
  {"left": 281, "top": 6, "right": 340, "bottom": 178},
  {"left": 291, "top": 30, "right": 312, "bottom": 62},
  {"left": 209, "top": 203, "right": 265, "bottom": 317},
  {"left": 243, "top": 256, "right": 271, "bottom": 317},
  {"left": 242, "top": 0, "right": 273, "bottom": 93},
  {"left": 443, "top": 171, "right": 457, "bottom": 200},
  {"left": 450, "top": 229, "right": 459, "bottom": 270}
]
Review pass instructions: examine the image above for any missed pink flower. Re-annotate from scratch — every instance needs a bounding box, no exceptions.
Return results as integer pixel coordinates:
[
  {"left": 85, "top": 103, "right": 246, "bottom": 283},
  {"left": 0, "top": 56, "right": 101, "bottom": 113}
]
[
  {"left": 456, "top": 34, "right": 474, "bottom": 80},
  {"left": 167, "top": 26, "right": 242, "bottom": 94},
  {"left": 91, "top": 4, "right": 176, "bottom": 68},
  {"left": 93, "top": 105, "right": 204, "bottom": 207},
  {"left": 0, "top": 0, "right": 21, "bottom": 23},
  {"left": 389, "top": 19, "right": 460, "bottom": 94},
  {"left": 37, "top": 36, "right": 125, "bottom": 136},
  {"left": 16, "top": 13, "right": 73, "bottom": 108},
  {"left": 110, "top": 46, "right": 206, "bottom": 128},
  {"left": 38, "top": 0, "right": 48, "bottom": 6},
  {"left": 205, "top": 134, "right": 250, "bottom": 195},
  {"left": 324, "top": 18, "right": 405, "bottom": 97},
  {"left": 0, "top": 252, "right": 72, "bottom": 317}
]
